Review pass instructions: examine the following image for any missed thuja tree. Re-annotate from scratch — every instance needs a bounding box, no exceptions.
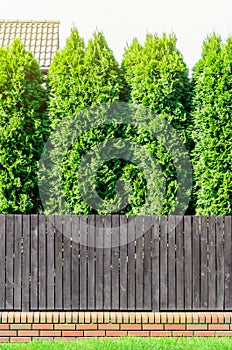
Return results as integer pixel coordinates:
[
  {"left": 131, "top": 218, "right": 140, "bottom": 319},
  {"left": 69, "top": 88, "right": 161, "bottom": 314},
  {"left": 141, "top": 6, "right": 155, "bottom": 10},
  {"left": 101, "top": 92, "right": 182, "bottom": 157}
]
[
  {"left": 43, "top": 30, "right": 129, "bottom": 214},
  {"left": 191, "top": 33, "right": 232, "bottom": 215},
  {"left": 121, "top": 33, "right": 193, "bottom": 214},
  {"left": 0, "top": 39, "right": 48, "bottom": 213}
]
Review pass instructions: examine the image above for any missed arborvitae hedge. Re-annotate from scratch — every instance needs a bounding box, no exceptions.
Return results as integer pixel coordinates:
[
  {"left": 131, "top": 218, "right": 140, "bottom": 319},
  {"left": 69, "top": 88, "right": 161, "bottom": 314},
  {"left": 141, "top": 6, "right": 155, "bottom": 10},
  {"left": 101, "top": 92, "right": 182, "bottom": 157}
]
[
  {"left": 0, "top": 39, "right": 48, "bottom": 213},
  {"left": 191, "top": 34, "right": 232, "bottom": 215}
]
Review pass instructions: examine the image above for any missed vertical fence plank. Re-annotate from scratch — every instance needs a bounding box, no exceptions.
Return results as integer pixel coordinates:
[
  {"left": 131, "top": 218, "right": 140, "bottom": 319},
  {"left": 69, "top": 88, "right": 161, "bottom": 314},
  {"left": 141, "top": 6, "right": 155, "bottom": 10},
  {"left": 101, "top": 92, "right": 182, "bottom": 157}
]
[
  {"left": 63, "top": 215, "right": 71, "bottom": 310},
  {"left": 103, "top": 215, "right": 112, "bottom": 310},
  {"left": 47, "top": 215, "right": 54, "bottom": 310},
  {"left": 96, "top": 215, "right": 104, "bottom": 309},
  {"left": 127, "top": 216, "right": 136, "bottom": 310},
  {"left": 200, "top": 216, "right": 208, "bottom": 309},
  {"left": 14, "top": 215, "right": 22, "bottom": 310},
  {"left": 39, "top": 215, "right": 46, "bottom": 310},
  {"left": 192, "top": 216, "right": 200, "bottom": 309},
  {"left": 160, "top": 216, "right": 168, "bottom": 310},
  {"left": 136, "top": 216, "right": 143, "bottom": 309},
  {"left": 0, "top": 215, "right": 5, "bottom": 310},
  {"left": 208, "top": 216, "right": 216, "bottom": 309},
  {"left": 31, "top": 215, "right": 38, "bottom": 310},
  {"left": 22, "top": 215, "right": 30, "bottom": 311},
  {"left": 151, "top": 216, "right": 159, "bottom": 312},
  {"left": 72, "top": 215, "right": 80, "bottom": 310},
  {"left": 80, "top": 215, "right": 87, "bottom": 310},
  {"left": 176, "top": 216, "right": 184, "bottom": 310},
  {"left": 87, "top": 215, "right": 95, "bottom": 310},
  {"left": 184, "top": 216, "right": 192, "bottom": 310},
  {"left": 111, "top": 215, "right": 119, "bottom": 310},
  {"left": 168, "top": 215, "right": 176, "bottom": 310},
  {"left": 144, "top": 216, "right": 152, "bottom": 310},
  {"left": 119, "top": 215, "right": 127, "bottom": 310},
  {"left": 216, "top": 216, "right": 224, "bottom": 310},
  {"left": 54, "top": 215, "right": 63, "bottom": 310},
  {"left": 5, "top": 215, "right": 14, "bottom": 310},
  {"left": 224, "top": 216, "right": 232, "bottom": 310}
]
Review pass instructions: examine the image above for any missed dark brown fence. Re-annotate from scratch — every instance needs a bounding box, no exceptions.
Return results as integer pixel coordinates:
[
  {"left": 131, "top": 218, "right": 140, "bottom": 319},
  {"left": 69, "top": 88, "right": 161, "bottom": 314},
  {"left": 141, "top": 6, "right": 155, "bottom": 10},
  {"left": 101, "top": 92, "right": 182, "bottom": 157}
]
[{"left": 0, "top": 214, "right": 231, "bottom": 311}]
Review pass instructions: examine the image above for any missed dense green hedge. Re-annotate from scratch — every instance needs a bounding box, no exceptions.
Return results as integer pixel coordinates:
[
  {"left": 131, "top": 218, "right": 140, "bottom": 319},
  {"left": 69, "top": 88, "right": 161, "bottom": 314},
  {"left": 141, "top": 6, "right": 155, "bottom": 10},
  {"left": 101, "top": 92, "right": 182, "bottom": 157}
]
[{"left": 0, "top": 30, "right": 231, "bottom": 215}]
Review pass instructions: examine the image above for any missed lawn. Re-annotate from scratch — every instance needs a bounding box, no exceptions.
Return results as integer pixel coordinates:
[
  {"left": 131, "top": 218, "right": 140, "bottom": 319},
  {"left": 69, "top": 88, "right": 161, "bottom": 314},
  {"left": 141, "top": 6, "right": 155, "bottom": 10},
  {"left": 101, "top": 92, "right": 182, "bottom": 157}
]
[{"left": 0, "top": 337, "right": 232, "bottom": 349}]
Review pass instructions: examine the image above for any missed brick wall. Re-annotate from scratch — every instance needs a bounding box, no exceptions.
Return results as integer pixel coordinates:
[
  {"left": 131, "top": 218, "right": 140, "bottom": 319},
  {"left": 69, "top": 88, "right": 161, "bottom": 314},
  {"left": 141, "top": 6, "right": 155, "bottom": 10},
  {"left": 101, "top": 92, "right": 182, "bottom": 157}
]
[{"left": 0, "top": 312, "right": 231, "bottom": 342}]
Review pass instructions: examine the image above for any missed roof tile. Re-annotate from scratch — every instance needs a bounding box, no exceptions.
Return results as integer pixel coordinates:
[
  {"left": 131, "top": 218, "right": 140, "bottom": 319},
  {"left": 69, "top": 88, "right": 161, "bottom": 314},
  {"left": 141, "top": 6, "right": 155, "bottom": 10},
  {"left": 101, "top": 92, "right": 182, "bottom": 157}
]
[{"left": 0, "top": 20, "right": 60, "bottom": 69}]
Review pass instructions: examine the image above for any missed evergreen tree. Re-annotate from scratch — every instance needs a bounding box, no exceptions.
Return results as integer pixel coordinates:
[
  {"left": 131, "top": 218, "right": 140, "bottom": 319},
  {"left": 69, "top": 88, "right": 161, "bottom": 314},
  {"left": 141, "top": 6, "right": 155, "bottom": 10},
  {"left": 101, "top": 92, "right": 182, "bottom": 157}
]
[
  {"left": 191, "top": 34, "right": 232, "bottom": 215},
  {"left": 0, "top": 39, "right": 48, "bottom": 213}
]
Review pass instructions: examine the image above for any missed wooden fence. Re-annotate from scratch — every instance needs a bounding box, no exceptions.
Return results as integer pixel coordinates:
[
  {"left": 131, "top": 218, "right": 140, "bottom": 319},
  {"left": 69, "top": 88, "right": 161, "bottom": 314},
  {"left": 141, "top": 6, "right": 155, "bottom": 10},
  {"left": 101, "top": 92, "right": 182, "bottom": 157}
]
[{"left": 0, "top": 215, "right": 231, "bottom": 312}]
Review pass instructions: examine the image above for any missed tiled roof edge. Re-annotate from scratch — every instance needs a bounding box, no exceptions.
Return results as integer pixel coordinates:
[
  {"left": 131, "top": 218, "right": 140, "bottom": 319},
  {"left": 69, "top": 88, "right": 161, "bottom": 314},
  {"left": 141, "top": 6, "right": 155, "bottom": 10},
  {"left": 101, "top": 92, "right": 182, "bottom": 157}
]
[{"left": 0, "top": 19, "right": 60, "bottom": 24}]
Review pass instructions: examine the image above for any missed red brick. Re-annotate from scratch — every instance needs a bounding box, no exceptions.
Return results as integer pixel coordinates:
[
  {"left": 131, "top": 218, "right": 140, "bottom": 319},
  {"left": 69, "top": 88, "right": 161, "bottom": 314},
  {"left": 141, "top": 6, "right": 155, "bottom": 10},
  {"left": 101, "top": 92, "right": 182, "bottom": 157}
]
[
  {"left": 151, "top": 331, "right": 172, "bottom": 337},
  {"left": 0, "top": 337, "right": 9, "bottom": 342},
  {"left": 209, "top": 324, "right": 229, "bottom": 331},
  {"left": 55, "top": 324, "right": 75, "bottom": 330},
  {"left": 173, "top": 331, "right": 193, "bottom": 337},
  {"left": 165, "top": 324, "right": 186, "bottom": 331},
  {"left": 215, "top": 331, "right": 232, "bottom": 336},
  {"left": 128, "top": 331, "right": 149, "bottom": 336},
  {"left": 106, "top": 331, "right": 127, "bottom": 336},
  {"left": 33, "top": 324, "right": 53, "bottom": 330},
  {"left": 0, "top": 331, "right": 16, "bottom": 336},
  {"left": 76, "top": 324, "right": 98, "bottom": 330},
  {"left": 99, "top": 324, "right": 119, "bottom": 330},
  {"left": 187, "top": 324, "right": 207, "bottom": 330},
  {"left": 84, "top": 331, "right": 105, "bottom": 337},
  {"left": 62, "top": 331, "right": 83, "bottom": 337},
  {"left": 0, "top": 325, "right": 9, "bottom": 330},
  {"left": 194, "top": 331, "right": 215, "bottom": 336},
  {"left": 40, "top": 331, "right": 61, "bottom": 337},
  {"left": 121, "top": 324, "right": 141, "bottom": 330},
  {"left": 212, "top": 313, "right": 218, "bottom": 323},
  {"left": 10, "top": 337, "right": 31, "bottom": 342},
  {"left": 18, "top": 331, "right": 39, "bottom": 337},
  {"left": 142, "top": 324, "right": 164, "bottom": 330},
  {"left": 10, "top": 324, "right": 31, "bottom": 330}
]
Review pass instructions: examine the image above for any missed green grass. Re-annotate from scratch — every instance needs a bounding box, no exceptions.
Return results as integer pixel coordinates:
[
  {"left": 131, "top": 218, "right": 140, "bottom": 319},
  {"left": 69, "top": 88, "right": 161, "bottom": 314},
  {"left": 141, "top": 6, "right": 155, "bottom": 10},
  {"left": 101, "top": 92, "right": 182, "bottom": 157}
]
[{"left": 0, "top": 338, "right": 232, "bottom": 349}]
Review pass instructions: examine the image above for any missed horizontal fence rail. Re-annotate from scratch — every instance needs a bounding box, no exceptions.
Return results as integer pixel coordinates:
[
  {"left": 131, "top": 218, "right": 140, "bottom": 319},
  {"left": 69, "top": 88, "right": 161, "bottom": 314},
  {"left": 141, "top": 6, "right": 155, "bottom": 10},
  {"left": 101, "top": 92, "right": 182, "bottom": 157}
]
[{"left": 0, "top": 215, "right": 231, "bottom": 312}]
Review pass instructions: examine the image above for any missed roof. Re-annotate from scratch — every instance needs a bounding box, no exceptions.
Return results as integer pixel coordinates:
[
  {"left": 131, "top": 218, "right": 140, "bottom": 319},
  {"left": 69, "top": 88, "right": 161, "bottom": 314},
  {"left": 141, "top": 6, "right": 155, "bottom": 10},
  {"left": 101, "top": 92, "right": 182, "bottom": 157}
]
[{"left": 0, "top": 20, "right": 60, "bottom": 72}]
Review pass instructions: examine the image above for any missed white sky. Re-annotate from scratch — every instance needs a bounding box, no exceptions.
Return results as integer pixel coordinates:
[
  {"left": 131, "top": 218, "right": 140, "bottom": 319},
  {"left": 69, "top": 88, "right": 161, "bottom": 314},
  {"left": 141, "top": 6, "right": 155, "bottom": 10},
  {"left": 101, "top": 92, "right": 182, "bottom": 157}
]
[{"left": 2, "top": 0, "right": 232, "bottom": 72}]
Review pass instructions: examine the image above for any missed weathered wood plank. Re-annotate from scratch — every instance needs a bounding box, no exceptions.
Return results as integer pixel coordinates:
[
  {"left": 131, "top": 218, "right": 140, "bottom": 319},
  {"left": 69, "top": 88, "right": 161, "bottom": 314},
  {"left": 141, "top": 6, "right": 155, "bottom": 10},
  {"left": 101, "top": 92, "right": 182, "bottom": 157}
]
[
  {"left": 87, "top": 215, "right": 95, "bottom": 310},
  {"left": 224, "top": 216, "right": 232, "bottom": 310},
  {"left": 54, "top": 215, "right": 63, "bottom": 310},
  {"left": 5, "top": 215, "right": 14, "bottom": 310},
  {"left": 96, "top": 215, "right": 104, "bottom": 309},
  {"left": 119, "top": 215, "right": 127, "bottom": 310},
  {"left": 30, "top": 215, "right": 38, "bottom": 310},
  {"left": 184, "top": 216, "right": 192, "bottom": 310},
  {"left": 63, "top": 215, "right": 71, "bottom": 310},
  {"left": 14, "top": 215, "right": 22, "bottom": 310},
  {"left": 176, "top": 216, "right": 184, "bottom": 310},
  {"left": 216, "top": 216, "right": 224, "bottom": 310},
  {"left": 39, "top": 215, "right": 46, "bottom": 310},
  {"left": 46, "top": 215, "right": 54, "bottom": 310},
  {"left": 168, "top": 215, "right": 176, "bottom": 310},
  {"left": 103, "top": 215, "right": 112, "bottom": 310},
  {"left": 160, "top": 216, "right": 168, "bottom": 310},
  {"left": 111, "top": 215, "right": 119, "bottom": 310},
  {"left": 72, "top": 215, "right": 80, "bottom": 310},
  {"left": 127, "top": 216, "right": 136, "bottom": 310},
  {"left": 200, "top": 216, "right": 208, "bottom": 309},
  {"left": 135, "top": 216, "right": 143, "bottom": 309},
  {"left": 143, "top": 216, "right": 152, "bottom": 310},
  {"left": 22, "top": 215, "right": 30, "bottom": 311},
  {"left": 192, "top": 216, "right": 200, "bottom": 309},
  {"left": 80, "top": 215, "right": 87, "bottom": 310},
  {"left": 151, "top": 216, "right": 159, "bottom": 312},
  {"left": 208, "top": 216, "right": 216, "bottom": 309}
]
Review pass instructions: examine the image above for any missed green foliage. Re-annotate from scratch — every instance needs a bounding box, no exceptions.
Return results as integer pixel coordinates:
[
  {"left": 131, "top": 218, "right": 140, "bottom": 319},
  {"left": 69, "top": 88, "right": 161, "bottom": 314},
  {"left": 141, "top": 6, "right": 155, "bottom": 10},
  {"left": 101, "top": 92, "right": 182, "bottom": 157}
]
[
  {"left": 191, "top": 33, "right": 232, "bottom": 215},
  {"left": 0, "top": 39, "right": 48, "bottom": 213}
]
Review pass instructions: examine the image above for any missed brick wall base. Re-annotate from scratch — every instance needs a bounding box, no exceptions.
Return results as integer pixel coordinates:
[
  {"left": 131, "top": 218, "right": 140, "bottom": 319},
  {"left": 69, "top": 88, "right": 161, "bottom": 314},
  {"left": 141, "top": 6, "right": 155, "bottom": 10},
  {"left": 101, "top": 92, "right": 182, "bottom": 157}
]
[{"left": 0, "top": 312, "right": 231, "bottom": 342}]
